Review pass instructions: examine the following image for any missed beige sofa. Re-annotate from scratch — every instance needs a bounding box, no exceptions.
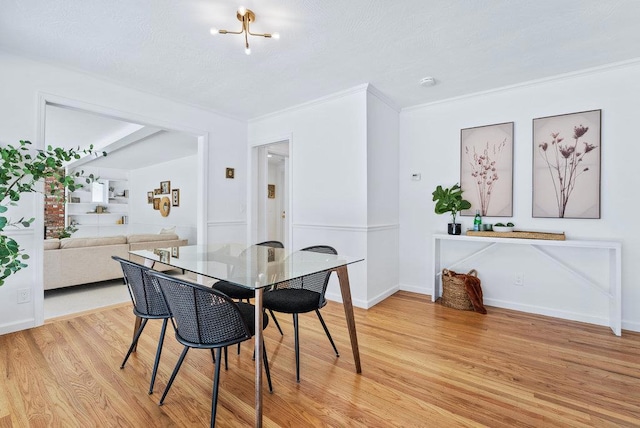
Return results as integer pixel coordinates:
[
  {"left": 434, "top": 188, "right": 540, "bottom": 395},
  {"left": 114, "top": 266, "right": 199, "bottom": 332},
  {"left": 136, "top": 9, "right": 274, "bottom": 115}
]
[{"left": 44, "top": 233, "right": 188, "bottom": 290}]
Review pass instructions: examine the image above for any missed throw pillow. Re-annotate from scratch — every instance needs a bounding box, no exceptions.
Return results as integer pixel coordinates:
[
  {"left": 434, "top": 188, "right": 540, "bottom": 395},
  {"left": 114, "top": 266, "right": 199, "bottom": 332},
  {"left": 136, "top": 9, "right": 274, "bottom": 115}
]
[{"left": 159, "top": 226, "right": 176, "bottom": 235}]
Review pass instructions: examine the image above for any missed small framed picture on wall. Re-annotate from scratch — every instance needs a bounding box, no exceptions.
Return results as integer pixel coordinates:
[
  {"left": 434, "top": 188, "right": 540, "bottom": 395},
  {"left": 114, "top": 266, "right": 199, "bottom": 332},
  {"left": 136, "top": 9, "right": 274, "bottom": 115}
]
[{"left": 172, "top": 189, "right": 180, "bottom": 207}]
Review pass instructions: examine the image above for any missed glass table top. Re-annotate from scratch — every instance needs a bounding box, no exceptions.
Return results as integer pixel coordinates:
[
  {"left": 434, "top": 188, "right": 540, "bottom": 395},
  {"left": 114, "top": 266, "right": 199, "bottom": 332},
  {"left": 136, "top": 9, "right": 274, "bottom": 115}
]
[{"left": 130, "top": 244, "right": 364, "bottom": 290}]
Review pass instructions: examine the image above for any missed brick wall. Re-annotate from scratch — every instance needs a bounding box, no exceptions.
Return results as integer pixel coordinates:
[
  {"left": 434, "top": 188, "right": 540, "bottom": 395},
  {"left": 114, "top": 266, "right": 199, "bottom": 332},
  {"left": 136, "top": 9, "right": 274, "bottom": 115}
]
[{"left": 44, "top": 175, "right": 65, "bottom": 239}]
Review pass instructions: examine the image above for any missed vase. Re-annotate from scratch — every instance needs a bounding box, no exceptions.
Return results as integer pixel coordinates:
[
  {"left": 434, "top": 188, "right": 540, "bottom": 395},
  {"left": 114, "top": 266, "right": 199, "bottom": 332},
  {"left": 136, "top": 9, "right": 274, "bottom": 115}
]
[{"left": 447, "top": 223, "right": 462, "bottom": 235}]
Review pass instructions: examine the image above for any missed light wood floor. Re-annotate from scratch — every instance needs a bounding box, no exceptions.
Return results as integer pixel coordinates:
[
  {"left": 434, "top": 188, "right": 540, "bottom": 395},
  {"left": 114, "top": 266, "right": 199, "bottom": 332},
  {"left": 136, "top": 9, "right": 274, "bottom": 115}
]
[{"left": 1, "top": 291, "right": 639, "bottom": 427}]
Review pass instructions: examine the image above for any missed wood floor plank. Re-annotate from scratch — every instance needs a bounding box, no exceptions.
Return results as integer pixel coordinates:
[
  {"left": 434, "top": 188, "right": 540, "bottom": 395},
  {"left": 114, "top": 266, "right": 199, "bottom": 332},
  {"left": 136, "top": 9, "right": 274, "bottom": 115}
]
[{"left": 2, "top": 291, "right": 640, "bottom": 427}]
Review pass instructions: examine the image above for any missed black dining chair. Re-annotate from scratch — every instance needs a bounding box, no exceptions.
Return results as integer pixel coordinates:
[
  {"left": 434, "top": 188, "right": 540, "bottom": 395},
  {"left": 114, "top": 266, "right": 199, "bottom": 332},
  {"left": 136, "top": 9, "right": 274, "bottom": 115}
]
[
  {"left": 262, "top": 245, "right": 340, "bottom": 382},
  {"left": 148, "top": 270, "right": 273, "bottom": 428},
  {"left": 212, "top": 241, "right": 285, "bottom": 336},
  {"left": 112, "top": 256, "right": 170, "bottom": 395}
]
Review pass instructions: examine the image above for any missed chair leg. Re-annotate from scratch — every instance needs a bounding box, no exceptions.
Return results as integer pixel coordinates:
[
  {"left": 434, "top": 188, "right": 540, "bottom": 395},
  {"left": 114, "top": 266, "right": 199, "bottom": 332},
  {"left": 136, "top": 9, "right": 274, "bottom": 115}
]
[
  {"left": 315, "top": 309, "right": 339, "bottom": 357},
  {"left": 159, "top": 346, "right": 189, "bottom": 405},
  {"left": 148, "top": 318, "right": 168, "bottom": 394},
  {"left": 121, "top": 318, "right": 148, "bottom": 369},
  {"left": 210, "top": 348, "right": 223, "bottom": 428},
  {"left": 293, "top": 313, "right": 300, "bottom": 383},
  {"left": 269, "top": 309, "right": 284, "bottom": 335},
  {"left": 224, "top": 346, "right": 228, "bottom": 371},
  {"left": 262, "top": 340, "right": 273, "bottom": 393}
]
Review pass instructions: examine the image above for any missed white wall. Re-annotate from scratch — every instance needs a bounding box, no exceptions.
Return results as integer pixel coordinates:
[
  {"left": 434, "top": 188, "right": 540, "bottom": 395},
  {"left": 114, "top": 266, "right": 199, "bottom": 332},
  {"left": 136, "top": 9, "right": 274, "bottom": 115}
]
[
  {"left": 129, "top": 155, "right": 198, "bottom": 244},
  {"left": 249, "top": 85, "right": 401, "bottom": 308},
  {"left": 0, "top": 51, "right": 247, "bottom": 334},
  {"left": 366, "top": 90, "right": 400, "bottom": 304},
  {"left": 399, "top": 61, "right": 640, "bottom": 332},
  {"left": 249, "top": 86, "right": 371, "bottom": 306}
]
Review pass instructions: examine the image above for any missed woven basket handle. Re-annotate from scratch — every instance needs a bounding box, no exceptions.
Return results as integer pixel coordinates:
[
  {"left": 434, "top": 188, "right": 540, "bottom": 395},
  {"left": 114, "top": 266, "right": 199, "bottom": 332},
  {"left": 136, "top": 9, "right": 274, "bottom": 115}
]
[
  {"left": 442, "top": 268, "right": 452, "bottom": 277},
  {"left": 467, "top": 269, "right": 478, "bottom": 277}
]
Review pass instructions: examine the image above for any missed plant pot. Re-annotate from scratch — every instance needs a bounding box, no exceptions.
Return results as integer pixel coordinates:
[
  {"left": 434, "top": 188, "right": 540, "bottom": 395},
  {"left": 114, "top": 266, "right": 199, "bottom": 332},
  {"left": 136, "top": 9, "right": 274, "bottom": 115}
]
[{"left": 447, "top": 223, "right": 462, "bottom": 235}]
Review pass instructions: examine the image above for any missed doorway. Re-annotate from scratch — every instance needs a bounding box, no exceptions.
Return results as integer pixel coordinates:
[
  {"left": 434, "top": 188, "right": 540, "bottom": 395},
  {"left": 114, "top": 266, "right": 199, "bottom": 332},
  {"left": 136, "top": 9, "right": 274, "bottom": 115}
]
[
  {"left": 38, "top": 98, "right": 207, "bottom": 323},
  {"left": 251, "top": 140, "right": 290, "bottom": 249}
]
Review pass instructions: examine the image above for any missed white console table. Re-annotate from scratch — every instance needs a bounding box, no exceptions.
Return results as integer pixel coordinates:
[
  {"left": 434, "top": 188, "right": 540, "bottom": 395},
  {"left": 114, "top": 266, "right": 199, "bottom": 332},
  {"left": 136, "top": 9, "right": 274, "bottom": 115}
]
[{"left": 432, "top": 234, "right": 622, "bottom": 336}]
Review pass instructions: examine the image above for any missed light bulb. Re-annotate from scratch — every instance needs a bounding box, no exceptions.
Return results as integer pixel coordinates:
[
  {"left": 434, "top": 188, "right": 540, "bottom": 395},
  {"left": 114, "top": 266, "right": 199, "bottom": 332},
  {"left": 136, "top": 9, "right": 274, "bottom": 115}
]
[
  {"left": 272, "top": 32, "right": 280, "bottom": 40},
  {"left": 209, "top": 28, "right": 219, "bottom": 35},
  {"left": 238, "top": 6, "right": 247, "bottom": 16},
  {"left": 245, "top": 47, "right": 251, "bottom": 55}
]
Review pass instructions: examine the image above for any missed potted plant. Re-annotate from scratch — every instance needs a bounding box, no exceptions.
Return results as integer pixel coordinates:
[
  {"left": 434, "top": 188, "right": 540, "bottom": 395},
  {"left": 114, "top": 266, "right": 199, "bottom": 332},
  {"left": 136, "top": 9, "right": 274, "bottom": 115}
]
[{"left": 432, "top": 183, "right": 471, "bottom": 235}]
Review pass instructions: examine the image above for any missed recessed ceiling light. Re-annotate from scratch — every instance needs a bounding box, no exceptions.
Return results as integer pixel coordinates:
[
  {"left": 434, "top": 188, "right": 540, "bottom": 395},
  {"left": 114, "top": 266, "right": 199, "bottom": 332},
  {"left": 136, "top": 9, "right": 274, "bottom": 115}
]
[{"left": 420, "top": 77, "right": 436, "bottom": 87}]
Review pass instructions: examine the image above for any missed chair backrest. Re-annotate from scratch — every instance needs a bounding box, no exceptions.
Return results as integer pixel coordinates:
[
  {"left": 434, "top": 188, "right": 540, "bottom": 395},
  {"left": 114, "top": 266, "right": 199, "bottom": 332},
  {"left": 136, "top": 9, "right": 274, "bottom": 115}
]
[
  {"left": 112, "top": 256, "right": 169, "bottom": 318},
  {"left": 275, "top": 245, "right": 337, "bottom": 307},
  {"left": 148, "top": 271, "right": 253, "bottom": 347},
  {"left": 256, "top": 240, "right": 284, "bottom": 248}
]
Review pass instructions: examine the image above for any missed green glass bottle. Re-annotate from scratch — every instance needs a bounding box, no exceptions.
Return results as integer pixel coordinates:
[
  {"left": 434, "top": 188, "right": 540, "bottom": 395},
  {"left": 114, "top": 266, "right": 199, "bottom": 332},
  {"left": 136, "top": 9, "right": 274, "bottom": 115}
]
[{"left": 473, "top": 210, "right": 482, "bottom": 231}]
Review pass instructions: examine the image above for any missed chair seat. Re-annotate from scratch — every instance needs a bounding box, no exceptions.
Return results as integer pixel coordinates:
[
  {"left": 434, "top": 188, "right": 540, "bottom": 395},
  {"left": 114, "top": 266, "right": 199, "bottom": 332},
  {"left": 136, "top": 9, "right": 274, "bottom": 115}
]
[
  {"left": 263, "top": 289, "right": 322, "bottom": 314},
  {"left": 213, "top": 280, "right": 254, "bottom": 300},
  {"left": 236, "top": 302, "right": 269, "bottom": 334}
]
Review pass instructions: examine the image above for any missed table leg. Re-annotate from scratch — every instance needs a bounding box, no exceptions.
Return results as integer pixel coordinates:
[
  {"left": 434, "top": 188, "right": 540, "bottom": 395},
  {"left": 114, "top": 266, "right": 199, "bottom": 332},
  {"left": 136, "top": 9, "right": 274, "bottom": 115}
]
[
  {"left": 335, "top": 266, "right": 362, "bottom": 374},
  {"left": 254, "top": 287, "right": 264, "bottom": 427}
]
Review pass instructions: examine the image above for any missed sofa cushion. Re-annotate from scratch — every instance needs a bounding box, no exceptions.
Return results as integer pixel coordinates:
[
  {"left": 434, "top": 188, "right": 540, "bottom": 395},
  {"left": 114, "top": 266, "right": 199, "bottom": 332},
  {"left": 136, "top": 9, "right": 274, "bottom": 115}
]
[
  {"left": 44, "top": 239, "right": 60, "bottom": 250},
  {"left": 60, "top": 235, "right": 127, "bottom": 249},
  {"left": 127, "top": 233, "right": 179, "bottom": 244},
  {"left": 159, "top": 226, "right": 176, "bottom": 235}
]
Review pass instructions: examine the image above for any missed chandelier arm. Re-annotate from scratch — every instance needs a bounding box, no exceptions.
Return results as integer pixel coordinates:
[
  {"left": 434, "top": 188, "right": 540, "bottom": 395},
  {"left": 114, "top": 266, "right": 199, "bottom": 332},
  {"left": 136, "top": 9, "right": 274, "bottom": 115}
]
[
  {"left": 219, "top": 29, "right": 244, "bottom": 35},
  {"left": 247, "top": 30, "right": 271, "bottom": 38}
]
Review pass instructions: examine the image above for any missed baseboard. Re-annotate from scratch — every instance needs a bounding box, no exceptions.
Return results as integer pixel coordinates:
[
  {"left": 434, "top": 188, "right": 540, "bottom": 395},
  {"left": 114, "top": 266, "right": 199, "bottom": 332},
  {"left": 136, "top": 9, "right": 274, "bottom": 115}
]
[
  {"left": 622, "top": 319, "right": 640, "bottom": 333},
  {"left": 0, "top": 318, "right": 35, "bottom": 335},
  {"left": 483, "top": 298, "right": 609, "bottom": 328},
  {"left": 398, "top": 283, "right": 430, "bottom": 296}
]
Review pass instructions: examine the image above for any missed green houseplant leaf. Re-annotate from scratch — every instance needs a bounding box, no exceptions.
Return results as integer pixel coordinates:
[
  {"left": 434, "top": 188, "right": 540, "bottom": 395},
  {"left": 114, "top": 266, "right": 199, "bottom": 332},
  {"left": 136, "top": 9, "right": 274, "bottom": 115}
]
[
  {"left": 0, "top": 140, "right": 105, "bottom": 286},
  {"left": 432, "top": 183, "right": 471, "bottom": 225}
]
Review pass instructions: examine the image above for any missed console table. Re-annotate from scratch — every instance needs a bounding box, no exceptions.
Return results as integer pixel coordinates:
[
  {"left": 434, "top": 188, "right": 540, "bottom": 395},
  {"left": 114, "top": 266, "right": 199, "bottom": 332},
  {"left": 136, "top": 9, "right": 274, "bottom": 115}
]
[{"left": 432, "top": 234, "right": 622, "bottom": 336}]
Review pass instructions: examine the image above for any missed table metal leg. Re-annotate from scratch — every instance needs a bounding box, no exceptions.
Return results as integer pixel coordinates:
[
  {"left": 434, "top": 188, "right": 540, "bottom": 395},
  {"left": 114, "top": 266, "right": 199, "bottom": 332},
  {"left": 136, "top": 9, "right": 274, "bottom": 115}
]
[
  {"left": 254, "top": 287, "right": 264, "bottom": 427},
  {"left": 335, "top": 266, "right": 362, "bottom": 374}
]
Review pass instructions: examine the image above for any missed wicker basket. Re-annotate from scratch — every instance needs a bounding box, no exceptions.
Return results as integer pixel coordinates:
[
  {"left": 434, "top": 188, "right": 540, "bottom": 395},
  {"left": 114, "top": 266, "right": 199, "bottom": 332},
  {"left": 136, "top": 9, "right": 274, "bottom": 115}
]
[{"left": 440, "top": 268, "right": 476, "bottom": 311}]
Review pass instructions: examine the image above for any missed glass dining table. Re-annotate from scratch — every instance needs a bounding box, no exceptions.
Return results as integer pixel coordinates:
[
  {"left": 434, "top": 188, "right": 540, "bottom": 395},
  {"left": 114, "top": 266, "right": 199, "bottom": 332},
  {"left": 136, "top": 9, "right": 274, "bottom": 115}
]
[{"left": 129, "top": 243, "right": 364, "bottom": 427}]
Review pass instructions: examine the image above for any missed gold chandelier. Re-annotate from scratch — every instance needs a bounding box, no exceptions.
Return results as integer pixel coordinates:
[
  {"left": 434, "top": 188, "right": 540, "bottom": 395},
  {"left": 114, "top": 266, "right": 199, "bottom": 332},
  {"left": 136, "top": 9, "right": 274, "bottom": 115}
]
[{"left": 210, "top": 6, "right": 279, "bottom": 55}]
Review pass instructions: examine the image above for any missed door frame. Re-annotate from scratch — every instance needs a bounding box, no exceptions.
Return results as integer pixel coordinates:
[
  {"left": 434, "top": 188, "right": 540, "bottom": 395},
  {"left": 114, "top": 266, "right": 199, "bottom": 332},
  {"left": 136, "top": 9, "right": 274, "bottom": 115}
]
[
  {"left": 36, "top": 92, "right": 209, "bottom": 326},
  {"left": 248, "top": 135, "right": 292, "bottom": 250}
]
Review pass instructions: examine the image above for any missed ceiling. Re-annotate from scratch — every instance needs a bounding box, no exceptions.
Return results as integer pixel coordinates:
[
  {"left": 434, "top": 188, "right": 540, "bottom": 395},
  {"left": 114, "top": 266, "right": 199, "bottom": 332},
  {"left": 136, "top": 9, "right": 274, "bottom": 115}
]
[
  {"left": 45, "top": 104, "right": 198, "bottom": 170},
  {"left": 2, "top": 1, "right": 640, "bottom": 120}
]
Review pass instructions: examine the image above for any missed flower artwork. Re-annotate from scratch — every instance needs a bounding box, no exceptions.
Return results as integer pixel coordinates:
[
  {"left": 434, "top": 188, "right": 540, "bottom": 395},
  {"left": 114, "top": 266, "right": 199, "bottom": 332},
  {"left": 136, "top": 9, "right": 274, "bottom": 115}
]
[
  {"left": 460, "top": 122, "right": 513, "bottom": 217},
  {"left": 533, "top": 110, "right": 601, "bottom": 219}
]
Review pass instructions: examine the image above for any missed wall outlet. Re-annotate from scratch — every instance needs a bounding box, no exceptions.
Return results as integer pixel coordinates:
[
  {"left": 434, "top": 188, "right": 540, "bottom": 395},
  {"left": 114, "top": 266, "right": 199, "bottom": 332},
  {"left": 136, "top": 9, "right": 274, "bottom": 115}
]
[
  {"left": 17, "top": 288, "right": 31, "bottom": 304},
  {"left": 514, "top": 273, "right": 524, "bottom": 286}
]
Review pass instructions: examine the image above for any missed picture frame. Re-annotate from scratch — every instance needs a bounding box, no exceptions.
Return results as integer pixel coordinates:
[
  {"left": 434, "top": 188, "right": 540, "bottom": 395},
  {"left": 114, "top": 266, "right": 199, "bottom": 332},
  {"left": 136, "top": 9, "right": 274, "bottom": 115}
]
[
  {"left": 160, "top": 180, "right": 170, "bottom": 194},
  {"left": 70, "top": 196, "right": 81, "bottom": 203},
  {"left": 153, "top": 198, "right": 160, "bottom": 210},
  {"left": 171, "top": 246, "right": 179, "bottom": 258},
  {"left": 268, "top": 184, "right": 275, "bottom": 199},
  {"left": 226, "top": 167, "right": 235, "bottom": 179},
  {"left": 460, "top": 122, "right": 514, "bottom": 217},
  {"left": 533, "top": 109, "right": 601, "bottom": 219},
  {"left": 172, "top": 189, "right": 180, "bottom": 206},
  {"left": 154, "top": 188, "right": 161, "bottom": 195},
  {"left": 147, "top": 191, "right": 153, "bottom": 204},
  {"left": 153, "top": 248, "right": 170, "bottom": 264}
]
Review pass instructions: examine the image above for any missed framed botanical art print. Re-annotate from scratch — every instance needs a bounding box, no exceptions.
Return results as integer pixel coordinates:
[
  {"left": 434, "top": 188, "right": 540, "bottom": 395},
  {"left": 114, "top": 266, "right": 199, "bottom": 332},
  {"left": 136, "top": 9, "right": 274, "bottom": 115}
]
[
  {"left": 172, "top": 189, "right": 180, "bottom": 207},
  {"left": 160, "top": 180, "right": 170, "bottom": 194},
  {"left": 460, "top": 122, "right": 514, "bottom": 217},
  {"left": 533, "top": 109, "right": 601, "bottom": 218}
]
